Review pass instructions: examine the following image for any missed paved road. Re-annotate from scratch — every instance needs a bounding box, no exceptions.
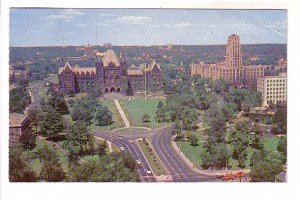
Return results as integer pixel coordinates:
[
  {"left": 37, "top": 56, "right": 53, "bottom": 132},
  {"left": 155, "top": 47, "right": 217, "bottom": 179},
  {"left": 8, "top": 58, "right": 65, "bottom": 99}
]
[
  {"left": 94, "top": 131, "right": 156, "bottom": 182},
  {"left": 30, "top": 82, "right": 44, "bottom": 111},
  {"left": 151, "top": 127, "right": 219, "bottom": 182}
]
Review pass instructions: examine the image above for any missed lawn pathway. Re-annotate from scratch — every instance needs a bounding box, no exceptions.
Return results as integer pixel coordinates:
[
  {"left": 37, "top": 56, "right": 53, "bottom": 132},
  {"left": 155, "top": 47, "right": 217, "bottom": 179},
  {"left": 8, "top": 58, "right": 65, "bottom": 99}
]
[{"left": 114, "top": 99, "right": 131, "bottom": 128}]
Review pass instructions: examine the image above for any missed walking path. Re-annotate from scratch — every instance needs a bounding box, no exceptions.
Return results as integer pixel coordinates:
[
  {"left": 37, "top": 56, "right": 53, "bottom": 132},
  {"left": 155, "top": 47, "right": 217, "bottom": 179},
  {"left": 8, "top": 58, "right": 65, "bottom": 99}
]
[{"left": 114, "top": 99, "right": 131, "bottom": 128}]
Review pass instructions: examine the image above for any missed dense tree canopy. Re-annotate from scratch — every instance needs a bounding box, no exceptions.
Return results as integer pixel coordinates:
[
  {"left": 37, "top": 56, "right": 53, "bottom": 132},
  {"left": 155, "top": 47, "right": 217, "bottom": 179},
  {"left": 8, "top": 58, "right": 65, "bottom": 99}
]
[
  {"left": 40, "top": 109, "right": 65, "bottom": 139},
  {"left": 9, "top": 85, "right": 31, "bottom": 113}
]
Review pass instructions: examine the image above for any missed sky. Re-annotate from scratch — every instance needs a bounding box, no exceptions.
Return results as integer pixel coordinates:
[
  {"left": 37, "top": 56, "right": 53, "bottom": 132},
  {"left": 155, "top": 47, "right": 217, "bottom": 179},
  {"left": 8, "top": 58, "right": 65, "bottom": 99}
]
[{"left": 9, "top": 9, "right": 287, "bottom": 46}]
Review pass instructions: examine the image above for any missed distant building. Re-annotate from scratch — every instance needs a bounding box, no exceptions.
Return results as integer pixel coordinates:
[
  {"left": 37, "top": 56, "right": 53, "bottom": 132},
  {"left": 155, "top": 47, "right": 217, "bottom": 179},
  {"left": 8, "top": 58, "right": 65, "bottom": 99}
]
[
  {"left": 190, "top": 34, "right": 267, "bottom": 88},
  {"left": 249, "top": 105, "right": 275, "bottom": 124},
  {"left": 275, "top": 58, "right": 287, "bottom": 73},
  {"left": 58, "top": 49, "right": 162, "bottom": 94},
  {"left": 257, "top": 73, "right": 287, "bottom": 105},
  {"left": 103, "top": 43, "right": 112, "bottom": 48},
  {"left": 83, "top": 44, "right": 95, "bottom": 58},
  {"left": 9, "top": 113, "right": 31, "bottom": 144},
  {"left": 9, "top": 66, "right": 28, "bottom": 82}
]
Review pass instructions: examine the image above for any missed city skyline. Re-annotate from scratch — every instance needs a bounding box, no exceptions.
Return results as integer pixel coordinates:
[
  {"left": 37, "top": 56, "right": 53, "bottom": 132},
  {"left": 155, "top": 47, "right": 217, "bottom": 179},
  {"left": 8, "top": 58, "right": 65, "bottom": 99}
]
[{"left": 10, "top": 9, "right": 287, "bottom": 47}]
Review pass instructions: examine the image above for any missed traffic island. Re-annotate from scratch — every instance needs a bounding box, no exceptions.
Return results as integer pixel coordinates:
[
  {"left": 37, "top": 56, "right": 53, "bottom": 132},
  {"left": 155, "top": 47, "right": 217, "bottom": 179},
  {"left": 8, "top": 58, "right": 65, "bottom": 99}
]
[{"left": 137, "top": 138, "right": 167, "bottom": 176}]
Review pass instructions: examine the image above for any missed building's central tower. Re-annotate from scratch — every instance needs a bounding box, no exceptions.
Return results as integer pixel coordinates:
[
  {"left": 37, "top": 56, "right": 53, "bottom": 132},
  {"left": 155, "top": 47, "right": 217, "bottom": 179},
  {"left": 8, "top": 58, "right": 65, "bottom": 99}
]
[{"left": 225, "top": 33, "right": 242, "bottom": 83}]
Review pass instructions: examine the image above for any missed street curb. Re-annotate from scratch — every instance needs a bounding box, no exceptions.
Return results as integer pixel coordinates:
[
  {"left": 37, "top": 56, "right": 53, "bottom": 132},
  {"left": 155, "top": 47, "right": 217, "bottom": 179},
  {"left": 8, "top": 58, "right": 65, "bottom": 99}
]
[
  {"left": 136, "top": 138, "right": 157, "bottom": 177},
  {"left": 147, "top": 138, "right": 170, "bottom": 175}
]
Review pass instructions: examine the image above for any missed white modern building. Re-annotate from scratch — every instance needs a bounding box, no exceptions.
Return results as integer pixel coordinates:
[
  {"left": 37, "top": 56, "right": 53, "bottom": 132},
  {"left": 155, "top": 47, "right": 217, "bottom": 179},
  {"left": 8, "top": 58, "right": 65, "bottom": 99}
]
[{"left": 257, "top": 73, "right": 287, "bottom": 105}]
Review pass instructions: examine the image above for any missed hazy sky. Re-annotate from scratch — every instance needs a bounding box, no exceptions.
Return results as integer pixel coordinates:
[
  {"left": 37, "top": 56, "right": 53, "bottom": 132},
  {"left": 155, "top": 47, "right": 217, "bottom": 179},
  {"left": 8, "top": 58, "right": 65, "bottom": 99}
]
[{"left": 10, "top": 9, "right": 287, "bottom": 46}]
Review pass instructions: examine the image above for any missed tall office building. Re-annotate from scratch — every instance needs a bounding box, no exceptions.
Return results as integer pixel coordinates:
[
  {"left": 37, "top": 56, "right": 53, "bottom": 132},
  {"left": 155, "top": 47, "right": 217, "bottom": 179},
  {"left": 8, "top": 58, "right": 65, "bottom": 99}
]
[{"left": 257, "top": 73, "right": 287, "bottom": 105}]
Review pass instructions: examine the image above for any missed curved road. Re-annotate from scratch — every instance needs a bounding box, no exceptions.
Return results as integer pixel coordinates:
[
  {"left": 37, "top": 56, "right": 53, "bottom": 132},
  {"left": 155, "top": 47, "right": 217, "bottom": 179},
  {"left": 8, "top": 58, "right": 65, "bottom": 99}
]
[
  {"left": 94, "top": 131, "right": 156, "bottom": 182},
  {"left": 151, "top": 127, "right": 219, "bottom": 182}
]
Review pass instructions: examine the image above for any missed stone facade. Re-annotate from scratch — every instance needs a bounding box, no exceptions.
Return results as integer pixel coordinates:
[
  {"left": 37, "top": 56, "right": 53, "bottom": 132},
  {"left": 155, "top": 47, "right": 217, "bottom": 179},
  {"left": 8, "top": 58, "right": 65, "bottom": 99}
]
[
  {"left": 58, "top": 49, "right": 162, "bottom": 94},
  {"left": 190, "top": 34, "right": 268, "bottom": 88},
  {"left": 9, "top": 113, "right": 31, "bottom": 144}
]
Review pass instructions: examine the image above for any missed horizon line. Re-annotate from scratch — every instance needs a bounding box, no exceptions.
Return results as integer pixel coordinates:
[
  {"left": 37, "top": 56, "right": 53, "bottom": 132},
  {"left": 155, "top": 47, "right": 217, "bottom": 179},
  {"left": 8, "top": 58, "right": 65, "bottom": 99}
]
[{"left": 10, "top": 43, "right": 287, "bottom": 48}]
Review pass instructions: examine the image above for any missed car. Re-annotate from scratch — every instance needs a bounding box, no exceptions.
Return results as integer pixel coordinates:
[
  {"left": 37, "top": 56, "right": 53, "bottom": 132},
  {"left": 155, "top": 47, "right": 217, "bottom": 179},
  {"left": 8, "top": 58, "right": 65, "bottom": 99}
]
[
  {"left": 136, "top": 160, "right": 142, "bottom": 167},
  {"left": 146, "top": 169, "right": 152, "bottom": 175},
  {"left": 129, "top": 139, "right": 134, "bottom": 143},
  {"left": 215, "top": 173, "right": 223, "bottom": 178},
  {"left": 119, "top": 145, "right": 125, "bottom": 151}
]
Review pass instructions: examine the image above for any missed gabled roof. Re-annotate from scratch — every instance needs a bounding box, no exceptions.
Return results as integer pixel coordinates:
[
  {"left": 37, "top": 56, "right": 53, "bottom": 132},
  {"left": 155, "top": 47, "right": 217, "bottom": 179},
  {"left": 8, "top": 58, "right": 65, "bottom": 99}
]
[
  {"left": 74, "top": 67, "right": 96, "bottom": 76},
  {"left": 149, "top": 60, "right": 161, "bottom": 71},
  {"left": 102, "top": 49, "right": 120, "bottom": 67},
  {"left": 58, "top": 61, "right": 74, "bottom": 75}
]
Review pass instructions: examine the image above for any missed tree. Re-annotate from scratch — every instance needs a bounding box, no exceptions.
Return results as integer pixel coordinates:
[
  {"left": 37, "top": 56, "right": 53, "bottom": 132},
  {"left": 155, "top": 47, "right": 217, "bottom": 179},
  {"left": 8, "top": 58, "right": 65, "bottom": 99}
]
[
  {"left": 19, "top": 131, "right": 37, "bottom": 151},
  {"left": 97, "top": 140, "right": 108, "bottom": 157},
  {"left": 126, "top": 80, "right": 134, "bottom": 96},
  {"left": 123, "top": 153, "right": 137, "bottom": 171},
  {"left": 200, "top": 150, "right": 213, "bottom": 169},
  {"left": 37, "top": 143, "right": 66, "bottom": 182},
  {"left": 142, "top": 113, "right": 151, "bottom": 123},
  {"left": 48, "top": 92, "right": 69, "bottom": 115},
  {"left": 95, "top": 105, "right": 113, "bottom": 126},
  {"left": 9, "top": 144, "right": 39, "bottom": 182},
  {"left": 87, "top": 84, "right": 103, "bottom": 98},
  {"left": 250, "top": 160, "right": 282, "bottom": 182},
  {"left": 9, "top": 85, "right": 31, "bottom": 113},
  {"left": 156, "top": 100, "right": 167, "bottom": 123},
  {"left": 273, "top": 107, "right": 287, "bottom": 135},
  {"left": 210, "top": 143, "right": 232, "bottom": 169},
  {"left": 28, "top": 106, "right": 42, "bottom": 133},
  {"left": 228, "top": 120, "right": 251, "bottom": 168},
  {"left": 71, "top": 101, "right": 93, "bottom": 126},
  {"left": 174, "top": 118, "right": 182, "bottom": 139},
  {"left": 67, "top": 153, "right": 139, "bottom": 182},
  {"left": 40, "top": 109, "right": 65, "bottom": 139},
  {"left": 67, "top": 121, "right": 95, "bottom": 156},
  {"left": 277, "top": 135, "right": 287, "bottom": 164},
  {"left": 182, "top": 106, "right": 198, "bottom": 131},
  {"left": 190, "top": 134, "right": 199, "bottom": 146}
]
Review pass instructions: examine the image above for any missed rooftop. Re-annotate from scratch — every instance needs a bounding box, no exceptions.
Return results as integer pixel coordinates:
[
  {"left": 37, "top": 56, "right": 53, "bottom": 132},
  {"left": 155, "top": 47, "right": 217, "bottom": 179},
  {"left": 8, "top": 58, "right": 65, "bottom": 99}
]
[
  {"left": 102, "top": 49, "right": 120, "bottom": 67},
  {"left": 9, "top": 113, "right": 28, "bottom": 128},
  {"left": 127, "top": 69, "right": 143, "bottom": 76}
]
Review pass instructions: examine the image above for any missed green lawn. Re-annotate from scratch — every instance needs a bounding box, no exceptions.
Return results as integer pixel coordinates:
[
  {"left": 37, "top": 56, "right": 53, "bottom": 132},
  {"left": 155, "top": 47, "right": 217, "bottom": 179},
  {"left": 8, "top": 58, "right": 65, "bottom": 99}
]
[
  {"left": 119, "top": 99, "right": 169, "bottom": 129},
  {"left": 179, "top": 141, "right": 206, "bottom": 168},
  {"left": 263, "top": 135, "right": 280, "bottom": 152},
  {"left": 138, "top": 139, "right": 167, "bottom": 176},
  {"left": 23, "top": 137, "right": 69, "bottom": 175}
]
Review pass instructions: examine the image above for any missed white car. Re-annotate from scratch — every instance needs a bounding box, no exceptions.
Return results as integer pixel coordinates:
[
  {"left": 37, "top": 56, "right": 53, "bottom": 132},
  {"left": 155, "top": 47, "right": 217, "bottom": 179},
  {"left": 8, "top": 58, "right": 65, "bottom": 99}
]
[
  {"left": 119, "top": 145, "right": 125, "bottom": 151},
  {"left": 129, "top": 139, "right": 134, "bottom": 143},
  {"left": 146, "top": 169, "right": 152, "bottom": 174},
  {"left": 136, "top": 160, "right": 142, "bottom": 166}
]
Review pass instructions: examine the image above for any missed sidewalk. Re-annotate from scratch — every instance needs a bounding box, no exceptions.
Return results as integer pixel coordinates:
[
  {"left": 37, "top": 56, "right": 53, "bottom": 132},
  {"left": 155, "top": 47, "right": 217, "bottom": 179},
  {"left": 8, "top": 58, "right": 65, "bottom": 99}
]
[
  {"left": 171, "top": 136, "right": 251, "bottom": 177},
  {"left": 114, "top": 99, "right": 130, "bottom": 128}
]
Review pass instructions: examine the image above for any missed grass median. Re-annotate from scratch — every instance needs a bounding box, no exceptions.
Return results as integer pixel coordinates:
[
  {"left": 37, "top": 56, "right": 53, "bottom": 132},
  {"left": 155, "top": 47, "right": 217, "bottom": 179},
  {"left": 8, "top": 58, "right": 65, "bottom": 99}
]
[{"left": 137, "top": 139, "right": 167, "bottom": 176}]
